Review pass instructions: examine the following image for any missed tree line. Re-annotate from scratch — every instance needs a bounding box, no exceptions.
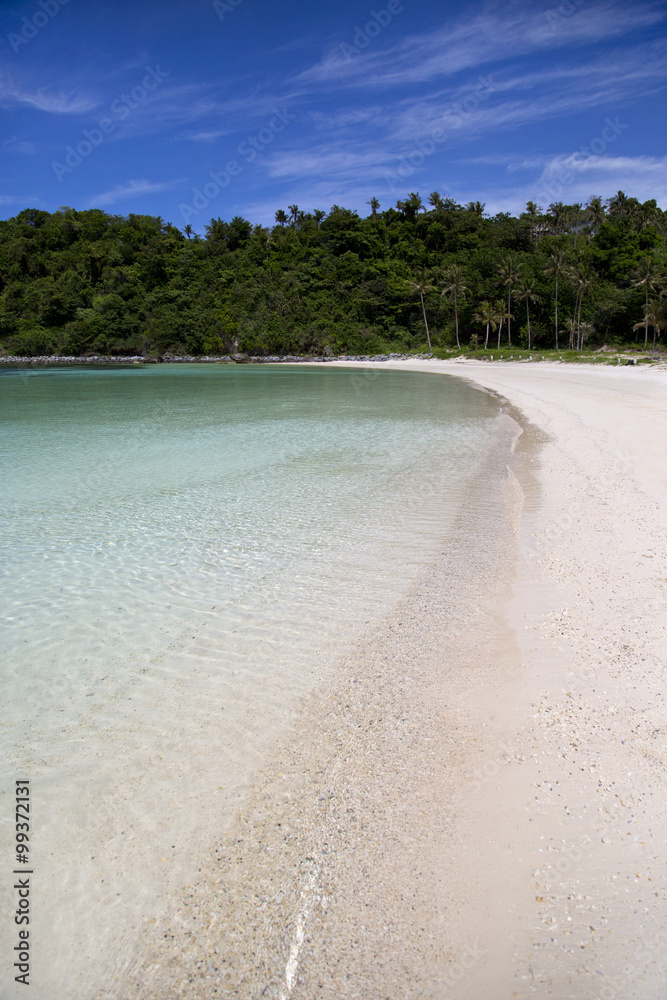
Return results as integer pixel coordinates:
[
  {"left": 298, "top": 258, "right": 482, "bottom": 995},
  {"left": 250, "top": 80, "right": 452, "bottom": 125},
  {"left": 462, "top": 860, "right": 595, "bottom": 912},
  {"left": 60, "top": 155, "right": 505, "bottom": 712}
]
[{"left": 0, "top": 190, "right": 665, "bottom": 357}]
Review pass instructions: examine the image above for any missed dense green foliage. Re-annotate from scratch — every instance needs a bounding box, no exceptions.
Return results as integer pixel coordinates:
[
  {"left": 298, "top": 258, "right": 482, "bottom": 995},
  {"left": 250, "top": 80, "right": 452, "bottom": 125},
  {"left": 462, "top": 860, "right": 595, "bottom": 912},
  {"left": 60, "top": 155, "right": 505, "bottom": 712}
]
[{"left": 1, "top": 191, "right": 665, "bottom": 357}]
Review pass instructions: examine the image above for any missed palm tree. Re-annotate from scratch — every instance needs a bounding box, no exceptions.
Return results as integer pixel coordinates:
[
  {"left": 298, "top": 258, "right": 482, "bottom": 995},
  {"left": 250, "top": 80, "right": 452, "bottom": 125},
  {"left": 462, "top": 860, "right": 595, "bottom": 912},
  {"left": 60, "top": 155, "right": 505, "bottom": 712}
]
[
  {"left": 409, "top": 270, "right": 434, "bottom": 352},
  {"left": 204, "top": 217, "right": 226, "bottom": 241},
  {"left": 473, "top": 300, "right": 498, "bottom": 350},
  {"left": 571, "top": 202, "right": 584, "bottom": 249},
  {"left": 586, "top": 196, "right": 606, "bottom": 235},
  {"left": 498, "top": 255, "right": 518, "bottom": 347},
  {"left": 183, "top": 223, "right": 193, "bottom": 239},
  {"left": 514, "top": 278, "right": 540, "bottom": 350},
  {"left": 628, "top": 198, "right": 644, "bottom": 232},
  {"left": 548, "top": 201, "right": 566, "bottom": 234},
  {"left": 563, "top": 316, "right": 578, "bottom": 351},
  {"left": 654, "top": 213, "right": 667, "bottom": 251},
  {"left": 288, "top": 204, "right": 299, "bottom": 228},
  {"left": 633, "top": 304, "right": 655, "bottom": 352},
  {"left": 638, "top": 200, "right": 660, "bottom": 231},
  {"left": 651, "top": 298, "right": 666, "bottom": 358},
  {"left": 608, "top": 190, "right": 629, "bottom": 219},
  {"left": 567, "top": 259, "right": 593, "bottom": 350},
  {"left": 577, "top": 262, "right": 594, "bottom": 350},
  {"left": 578, "top": 321, "right": 593, "bottom": 351},
  {"left": 634, "top": 298, "right": 666, "bottom": 357},
  {"left": 398, "top": 193, "right": 423, "bottom": 219},
  {"left": 313, "top": 209, "right": 326, "bottom": 228},
  {"left": 441, "top": 264, "right": 469, "bottom": 349},
  {"left": 275, "top": 209, "right": 288, "bottom": 227},
  {"left": 544, "top": 250, "right": 565, "bottom": 350},
  {"left": 488, "top": 304, "right": 504, "bottom": 350},
  {"left": 494, "top": 300, "right": 511, "bottom": 349},
  {"left": 525, "top": 201, "right": 546, "bottom": 244},
  {"left": 467, "top": 201, "right": 485, "bottom": 217},
  {"left": 632, "top": 257, "right": 662, "bottom": 347},
  {"left": 366, "top": 197, "right": 380, "bottom": 220},
  {"left": 428, "top": 191, "right": 444, "bottom": 211}
]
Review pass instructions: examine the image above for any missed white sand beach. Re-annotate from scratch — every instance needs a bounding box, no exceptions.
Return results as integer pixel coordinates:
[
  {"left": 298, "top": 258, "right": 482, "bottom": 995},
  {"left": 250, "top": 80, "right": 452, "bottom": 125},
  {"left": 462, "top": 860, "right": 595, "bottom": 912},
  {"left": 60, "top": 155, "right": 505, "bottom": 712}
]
[
  {"left": 349, "top": 359, "right": 667, "bottom": 998},
  {"left": 133, "top": 360, "right": 667, "bottom": 1000}
]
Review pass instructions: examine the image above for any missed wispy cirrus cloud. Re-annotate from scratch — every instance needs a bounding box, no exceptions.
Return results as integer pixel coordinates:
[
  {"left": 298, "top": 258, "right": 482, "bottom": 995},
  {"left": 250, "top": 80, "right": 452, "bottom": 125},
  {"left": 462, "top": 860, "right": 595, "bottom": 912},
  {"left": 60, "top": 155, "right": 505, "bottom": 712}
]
[
  {"left": 532, "top": 153, "right": 667, "bottom": 205},
  {"left": 307, "top": 107, "right": 385, "bottom": 130},
  {"left": 257, "top": 44, "right": 659, "bottom": 194},
  {"left": 112, "top": 86, "right": 300, "bottom": 143},
  {"left": 471, "top": 153, "right": 667, "bottom": 218},
  {"left": 258, "top": 31, "right": 664, "bottom": 205},
  {"left": 2, "top": 136, "right": 36, "bottom": 155},
  {"left": 266, "top": 147, "right": 391, "bottom": 182},
  {"left": 0, "top": 67, "right": 279, "bottom": 142},
  {"left": 87, "top": 178, "right": 182, "bottom": 208},
  {"left": 388, "top": 41, "right": 667, "bottom": 143},
  {"left": 170, "top": 128, "right": 230, "bottom": 143},
  {"left": 0, "top": 74, "right": 97, "bottom": 115},
  {"left": 0, "top": 0, "right": 664, "bottom": 225},
  {"left": 298, "top": 0, "right": 666, "bottom": 89},
  {"left": 0, "top": 193, "right": 35, "bottom": 205}
]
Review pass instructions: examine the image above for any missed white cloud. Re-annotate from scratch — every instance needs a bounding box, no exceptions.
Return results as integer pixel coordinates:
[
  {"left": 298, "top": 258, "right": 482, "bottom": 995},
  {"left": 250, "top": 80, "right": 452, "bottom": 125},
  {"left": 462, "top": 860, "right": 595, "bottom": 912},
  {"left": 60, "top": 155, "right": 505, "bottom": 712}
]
[
  {"left": 298, "top": 0, "right": 666, "bottom": 90},
  {"left": 387, "top": 42, "right": 667, "bottom": 145},
  {"left": 251, "top": 33, "right": 666, "bottom": 205},
  {"left": 87, "top": 179, "right": 181, "bottom": 208},
  {"left": 448, "top": 152, "right": 667, "bottom": 218},
  {"left": 170, "top": 128, "right": 230, "bottom": 143},
  {"left": 531, "top": 153, "right": 667, "bottom": 207},
  {"left": 2, "top": 136, "right": 36, "bottom": 154},
  {"left": 266, "top": 147, "right": 391, "bottom": 181},
  {"left": 108, "top": 87, "right": 301, "bottom": 143},
  {"left": 307, "top": 107, "right": 385, "bottom": 130},
  {"left": 0, "top": 75, "right": 97, "bottom": 115}
]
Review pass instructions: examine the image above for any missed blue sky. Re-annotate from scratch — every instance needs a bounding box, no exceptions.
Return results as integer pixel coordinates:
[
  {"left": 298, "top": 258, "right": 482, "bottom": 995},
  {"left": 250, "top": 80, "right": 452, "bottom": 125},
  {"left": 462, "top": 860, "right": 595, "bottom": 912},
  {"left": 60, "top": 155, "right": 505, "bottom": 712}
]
[{"left": 1, "top": 0, "right": 666, "bottom": 232}]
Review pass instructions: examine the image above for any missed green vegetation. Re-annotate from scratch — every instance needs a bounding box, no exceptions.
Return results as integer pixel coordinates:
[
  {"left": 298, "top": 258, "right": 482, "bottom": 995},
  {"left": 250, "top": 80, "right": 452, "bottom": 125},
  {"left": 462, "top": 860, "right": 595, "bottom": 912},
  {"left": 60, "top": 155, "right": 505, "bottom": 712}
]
[{"left": 1, "top": 191, "right": 665, "bottom": 358}]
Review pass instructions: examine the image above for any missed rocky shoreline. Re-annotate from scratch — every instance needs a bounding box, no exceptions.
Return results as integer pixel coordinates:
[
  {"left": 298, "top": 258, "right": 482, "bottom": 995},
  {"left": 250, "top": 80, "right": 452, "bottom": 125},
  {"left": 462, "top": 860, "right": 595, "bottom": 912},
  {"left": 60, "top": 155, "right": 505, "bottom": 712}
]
[{"left": 0, "top": 352, "right": 434, "bottom": 366}]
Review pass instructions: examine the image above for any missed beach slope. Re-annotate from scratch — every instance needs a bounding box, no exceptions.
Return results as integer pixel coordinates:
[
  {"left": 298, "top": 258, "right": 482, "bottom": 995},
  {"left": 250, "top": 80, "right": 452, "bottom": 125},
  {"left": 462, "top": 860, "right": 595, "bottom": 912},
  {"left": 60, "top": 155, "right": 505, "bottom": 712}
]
[
  {"left": 367, "top": 359, "right": 667, "bottom": 998},
  {"left": 133, "top": 360, "right": 667, "bottom": 999}
]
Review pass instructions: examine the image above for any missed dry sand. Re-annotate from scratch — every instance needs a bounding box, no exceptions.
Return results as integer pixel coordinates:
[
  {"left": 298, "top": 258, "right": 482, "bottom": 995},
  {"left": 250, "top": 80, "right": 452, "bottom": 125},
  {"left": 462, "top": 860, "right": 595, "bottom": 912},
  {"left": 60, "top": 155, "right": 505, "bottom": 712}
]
[
  {"left": 373, "top": 359, "right": 667, "bottom": 998},
  {"left": 130, "top": 360, "right": 667, "bottom": 1000}
]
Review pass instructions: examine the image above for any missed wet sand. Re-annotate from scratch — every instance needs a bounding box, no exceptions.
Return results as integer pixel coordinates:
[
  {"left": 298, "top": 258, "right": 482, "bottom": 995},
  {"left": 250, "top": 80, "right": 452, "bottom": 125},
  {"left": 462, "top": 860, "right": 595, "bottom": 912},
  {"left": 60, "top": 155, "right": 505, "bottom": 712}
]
[{"left": 129, "top": 360, "right": 667, "bottom": 999}]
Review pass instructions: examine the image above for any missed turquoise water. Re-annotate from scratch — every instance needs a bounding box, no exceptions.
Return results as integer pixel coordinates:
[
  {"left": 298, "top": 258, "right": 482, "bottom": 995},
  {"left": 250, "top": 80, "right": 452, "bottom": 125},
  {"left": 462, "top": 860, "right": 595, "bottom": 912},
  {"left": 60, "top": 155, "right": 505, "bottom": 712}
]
[{"left": 0, "top": 364, "right": 510, "bottom": 998}]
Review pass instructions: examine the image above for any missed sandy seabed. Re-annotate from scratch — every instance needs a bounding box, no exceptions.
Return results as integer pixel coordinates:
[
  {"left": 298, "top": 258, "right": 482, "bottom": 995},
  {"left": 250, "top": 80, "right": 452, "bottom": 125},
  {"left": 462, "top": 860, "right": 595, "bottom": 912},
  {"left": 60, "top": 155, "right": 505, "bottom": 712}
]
[{"left": 123, "top": 361, "right": 667, "bottom": 1000}]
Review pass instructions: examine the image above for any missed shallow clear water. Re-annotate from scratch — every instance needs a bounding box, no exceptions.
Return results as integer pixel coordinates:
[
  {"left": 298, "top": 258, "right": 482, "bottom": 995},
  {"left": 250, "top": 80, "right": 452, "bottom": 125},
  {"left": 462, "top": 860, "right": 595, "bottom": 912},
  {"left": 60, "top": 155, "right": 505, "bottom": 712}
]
[{"left": 0, "top": 363, "right": 510, "bottom": 998}]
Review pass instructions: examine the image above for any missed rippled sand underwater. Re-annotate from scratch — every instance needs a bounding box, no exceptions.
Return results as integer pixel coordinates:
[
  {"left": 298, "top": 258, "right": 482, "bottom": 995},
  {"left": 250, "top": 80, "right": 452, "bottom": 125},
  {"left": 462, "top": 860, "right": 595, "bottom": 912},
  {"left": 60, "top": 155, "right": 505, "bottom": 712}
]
[{"left": 0, "top": 363, "right": 511, "bottom": 998}]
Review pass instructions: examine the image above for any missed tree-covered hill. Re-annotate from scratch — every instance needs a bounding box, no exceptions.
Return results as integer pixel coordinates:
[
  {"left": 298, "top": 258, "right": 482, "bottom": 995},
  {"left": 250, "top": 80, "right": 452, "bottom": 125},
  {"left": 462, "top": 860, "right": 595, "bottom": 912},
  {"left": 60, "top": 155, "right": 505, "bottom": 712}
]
[{"left": 1, "top": 191, "right": 665, "bottom": 357}]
